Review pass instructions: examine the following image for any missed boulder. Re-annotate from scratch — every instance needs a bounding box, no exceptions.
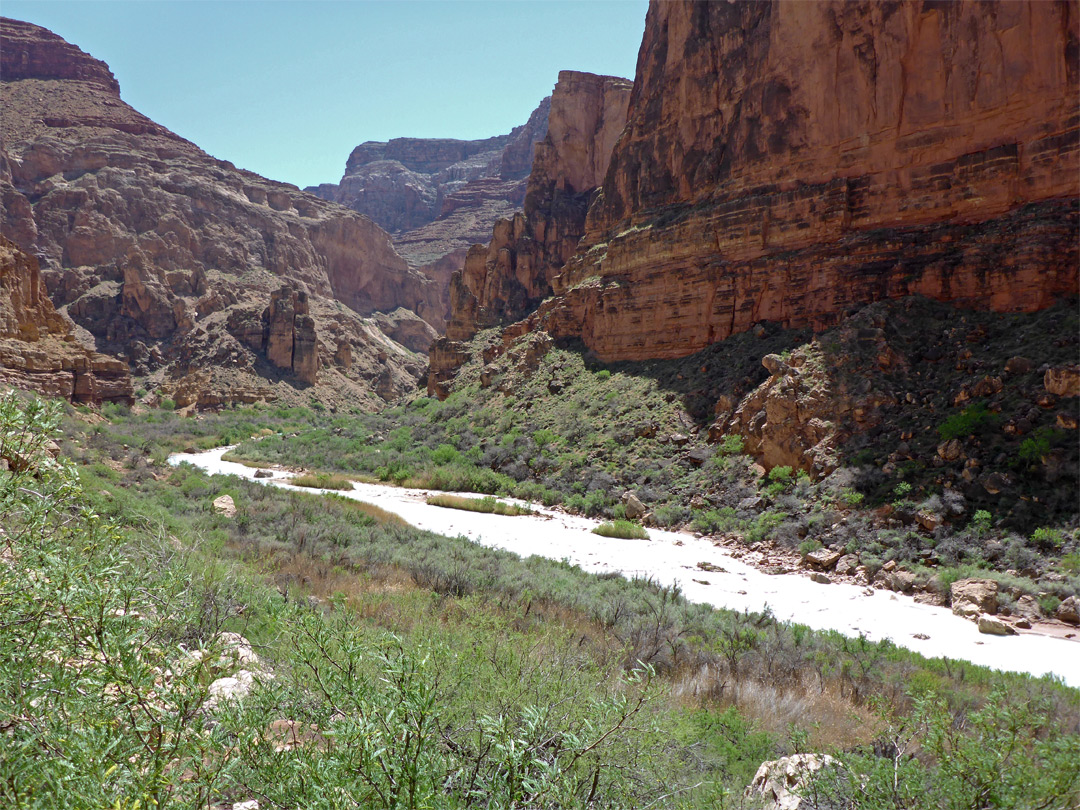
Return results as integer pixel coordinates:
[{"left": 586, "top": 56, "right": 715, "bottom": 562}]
[
  {"left": 950, "top": 578, "right": 998, "bottom": 618},
  {"left": 1055, "top": 595, "right": 1080, "bottom": 626},
  {"left": 834, "top": 555, "right": 859, "bottom": 577},
  {"left": 810, "top": 572, "right": 831, "bottom": 585},
  {"left": 888, "top": 570, "right": 918, "bottom": 595},
  {"left": 254, "top": 469, "right": 273, "bottom": 479},
  {"left": 215, "top": 632, "right": 259, "bottom": 668},
  {"left": 1012, "top": 594, "right": 1043, "bottom": 623},
  {"left": 804, "top": 548, "right": 841, "bottom": 570},
  {"left": 746, "top": 753, "right": 840, "bottom": 810},
  {"left": 212, "top": 495, "right": 237, "bottom": 518},
  {"left": 915, "top": 511, "right": 942, "bottom": 532},
  {"left": 937, "top": 439, "right": 963, "bottom": 461},
  {"left": 265, "top": 719, "right": 328, "bottom": 753},
  {"left": 622, "top": 491, "right": 646, "bottom": 520},
  {"left": 206, "top": 670, "right": 257, "bottom": 709},
  {"left": 1044, "top": 365, "right": 1080, "bottom": 397},
  {"left": 977, "top": 614, "right": 1017, "bottom": 636},
  {"left": 1004, "top": 356, "right": 1032, "bottom": 374}
]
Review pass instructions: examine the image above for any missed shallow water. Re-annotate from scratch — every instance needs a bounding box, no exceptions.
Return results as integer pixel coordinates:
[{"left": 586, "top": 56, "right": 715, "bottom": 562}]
[{"left": 171, "top": 446, "right": 1080, "bottom": 687}]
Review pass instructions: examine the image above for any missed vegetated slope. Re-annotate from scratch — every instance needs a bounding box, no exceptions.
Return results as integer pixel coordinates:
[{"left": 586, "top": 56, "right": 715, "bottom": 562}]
[
  {"left": 6, "top": 392, "right": 1075, "bottom": 807},
  {"left": 236, "top": 296, "right": 1080, "bottom": 623},
  {"left": 0, "top": 17, "right": 440, "bottom": 411}
]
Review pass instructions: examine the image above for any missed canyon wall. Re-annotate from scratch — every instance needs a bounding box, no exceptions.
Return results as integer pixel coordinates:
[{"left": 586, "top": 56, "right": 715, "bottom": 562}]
[
  {"left": 0, "top": 17, "right": 436, "bottom": 409},
  {"left": 429, "top": 71, "right": 632, "bottom": 395},
  {"left": 434, "top": 0, "right": 1079, "bottom": 391}
]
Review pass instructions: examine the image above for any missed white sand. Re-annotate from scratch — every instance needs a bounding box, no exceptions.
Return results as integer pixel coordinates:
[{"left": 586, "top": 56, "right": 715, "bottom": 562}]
[{"left": 171, "top": 446, "right": 1080, "bottom": 687}]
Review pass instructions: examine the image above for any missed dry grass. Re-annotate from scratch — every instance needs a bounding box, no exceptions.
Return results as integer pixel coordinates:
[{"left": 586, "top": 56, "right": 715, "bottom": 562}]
[
  {"left": 220, "top": 453, "right": 271, "bottom": 469},
  {"left": 671, "top": 662, "right": 877, "bottom": 750},
  {"left": 325, "top": 493, "right": 412, "bottom": 528},
  {"left": 426, "top": 493, "right": 533, "bottom": 516}
]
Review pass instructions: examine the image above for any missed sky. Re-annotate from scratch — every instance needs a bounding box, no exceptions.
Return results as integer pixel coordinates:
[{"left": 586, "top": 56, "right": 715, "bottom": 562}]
[{"left": 4, "top": 1, "right": 648, "bottom": 189}]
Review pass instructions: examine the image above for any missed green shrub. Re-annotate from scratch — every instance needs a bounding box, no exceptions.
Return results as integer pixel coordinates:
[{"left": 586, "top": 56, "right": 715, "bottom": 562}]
[
  {"left": 1019, "top": 427, "right": 1062, "bottom": 462},
  {"left": 595, "top": 369, "right": 611, "bottom": 381},
  {"left": 1060, "top": 553, "right": 1080, "bottom": 576},
  {"left": 840, "top": 489, "right": 865, "bottom": 507},
  {"left": 970, "top": 509, "right": 992, "bottom": 535},
  {"left": 745, "top": 511, "right": 787, "bottom": 544},
  {"left": 1029, "top": 527, "right": 1064, "bottom": 551},
  {"left": 937, "top": 402, "right": 997, "bottom": 440},
  {"left": 592, "top": 520, "right": 649, "bottom": 539},
  {"left": 691, "top": 506, "right": 739, "bottom": 534},
  {"left": 432, "top": 443, "right": 460, "bottom": 465},
  {"left": 717, "top": 434, "right": 745, "bottom": 456},
  {"left": 532, "top": 428, "right": 558, "bottom": 449}
]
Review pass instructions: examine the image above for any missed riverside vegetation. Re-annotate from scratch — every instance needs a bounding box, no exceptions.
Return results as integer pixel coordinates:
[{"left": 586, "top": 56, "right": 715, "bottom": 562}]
[
  {"left": 2, "top": 383, "right": 1079, "bottom": 808},
  {"left": 229, "top": 298, "right": 1080, "bottom": 618}
]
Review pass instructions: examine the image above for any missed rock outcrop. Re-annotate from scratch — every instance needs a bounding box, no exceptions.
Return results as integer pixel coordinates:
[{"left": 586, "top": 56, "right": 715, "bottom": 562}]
[
  {"left": 432, "top": 0, "right": 1078, "bottom": 394},
  {"left": 0, "top": 236, "right": 132, "bottom": 404},
  {"left": 429, "top": 71, "right": 632, "bottom": 396},
  {"left": 1, "top": 17, "right": 435, "bottom": 409}
]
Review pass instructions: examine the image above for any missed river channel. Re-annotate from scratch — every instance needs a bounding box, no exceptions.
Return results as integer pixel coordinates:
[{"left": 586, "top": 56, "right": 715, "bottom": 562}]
[{"left": 170, "top": 446, "right": 1080, "bottom": 687}]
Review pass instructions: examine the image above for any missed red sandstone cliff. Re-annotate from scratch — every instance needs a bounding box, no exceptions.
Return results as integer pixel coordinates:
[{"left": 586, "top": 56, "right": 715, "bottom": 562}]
[
  {"left": 0, "top": 17, "right": 438, "bottom": 409},
  {"left": 433, "top": 0, "right": 1078, "bottom": 394},
  {"left": 429, "top": 71, "right": 632, "bottom": 395}
]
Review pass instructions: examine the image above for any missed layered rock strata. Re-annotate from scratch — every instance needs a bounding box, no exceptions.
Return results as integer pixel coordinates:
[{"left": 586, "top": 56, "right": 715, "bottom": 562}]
[
  {"left": 1, "top": 17, "right": 436, "bottom": 409},
  {"left": 429, "top": 70, "right": 632, "bottom": 395},
  {"left": 0, "top": 236, "right": 132, "bottom": 404},
  {"left": 433, "top": 0, "right": 1079, "bottom": 394}
]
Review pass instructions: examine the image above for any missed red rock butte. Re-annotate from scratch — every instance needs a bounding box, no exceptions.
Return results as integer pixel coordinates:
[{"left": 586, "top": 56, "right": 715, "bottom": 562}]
[{"left": 432, "top": 0, "right": 1079, "bottom": 394}]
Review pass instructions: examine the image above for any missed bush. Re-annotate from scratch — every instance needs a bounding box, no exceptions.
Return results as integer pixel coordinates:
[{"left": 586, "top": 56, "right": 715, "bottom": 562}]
[
  {"left": 431, "top": 443, "right": 460, "bottom": 465},
  {"left": 1030, "top": 527, "right": 1064, "bottom": 551},
  {"left": 970, "top": 509, "right": 993, "bottom": 535},
  {"left": 592, "top": 520, "right": 649, "bottom": 540},
  {"left": 937, "top": 402, "right": 997, "bottom": 440},
  {"left": 717, "top": 434, "right": 745, "bottom": 456}
]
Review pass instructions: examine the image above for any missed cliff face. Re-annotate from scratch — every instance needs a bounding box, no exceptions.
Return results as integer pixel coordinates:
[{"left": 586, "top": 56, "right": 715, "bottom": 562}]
[
  {"left": 1, "top": 18, "right": 436, "bottom": 409},
  {"left": 434, "top": 0, "right": 1078, "bottom": 389},
  {"left": 428, "top": 71, "right": 632, "bottom": 395},
  {"left": 0, "top": 236, "right": 132, "bottom": 404}
]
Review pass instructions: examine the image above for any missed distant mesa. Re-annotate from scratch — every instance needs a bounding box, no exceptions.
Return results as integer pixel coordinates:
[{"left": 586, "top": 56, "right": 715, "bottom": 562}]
[{"left": 307, "top": 96, "right": 553, "bottom": 326}]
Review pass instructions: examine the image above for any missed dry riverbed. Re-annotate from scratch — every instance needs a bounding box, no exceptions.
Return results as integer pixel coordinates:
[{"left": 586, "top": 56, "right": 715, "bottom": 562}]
[{"left": 171, "top": 446, "right": 1080, "bottom": 687}]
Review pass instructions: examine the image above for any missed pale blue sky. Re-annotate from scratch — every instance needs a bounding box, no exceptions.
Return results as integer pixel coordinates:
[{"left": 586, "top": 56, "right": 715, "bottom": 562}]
[{"left": 4, "top": 1, "right": 648, "bottom": 189}]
